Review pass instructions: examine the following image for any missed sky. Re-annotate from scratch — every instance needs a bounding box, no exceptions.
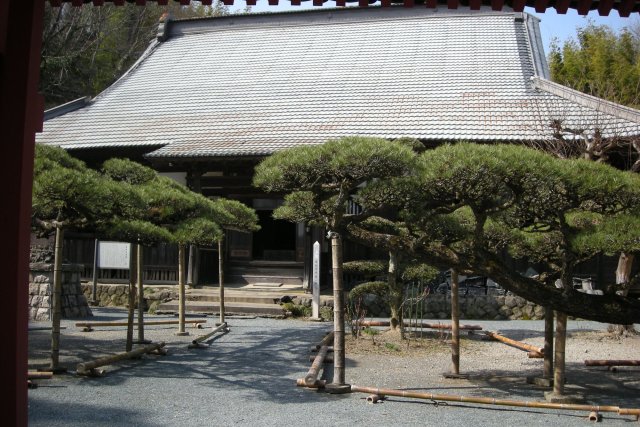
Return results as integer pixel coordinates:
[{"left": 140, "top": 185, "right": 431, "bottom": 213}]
[{"left": 230, "top": 1, "right": 637, "bottom": 54}]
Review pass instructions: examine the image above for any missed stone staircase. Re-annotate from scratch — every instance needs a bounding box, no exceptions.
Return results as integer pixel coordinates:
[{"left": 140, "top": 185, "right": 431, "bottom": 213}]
[
  {"left": 155, "top": 285, "right": 307, "bottom": 317},
  {"left": 226, "top": 260, "right": 304, "bottom": 287}
]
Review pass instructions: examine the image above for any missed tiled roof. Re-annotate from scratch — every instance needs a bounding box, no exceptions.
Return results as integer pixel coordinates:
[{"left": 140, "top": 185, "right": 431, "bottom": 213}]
[
  {"left": 38, "top": 7, "right": 640, "bottom": 159},
  {"left": 46, "top": 0, "right": 640, "bottom": 19}
]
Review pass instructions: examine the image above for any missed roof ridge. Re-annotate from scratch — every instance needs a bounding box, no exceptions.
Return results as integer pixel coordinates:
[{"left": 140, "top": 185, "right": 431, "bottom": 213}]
[
  {"left": 166, "top": 6, "right": 518, "bottom": 38},
  {"left": 531, "top": 77, "right": 640, "bottom": 125}
]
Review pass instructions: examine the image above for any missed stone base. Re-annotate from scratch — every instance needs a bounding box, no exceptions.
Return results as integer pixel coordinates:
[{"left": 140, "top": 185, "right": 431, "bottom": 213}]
[
  {"left": 324, "top": 383, "right": 352, "bottom": 394},
  {"left": 544, "top": 391, "right": 585, "bottom": 403},
  {"left": 308, "top": 317, "right": 323, "bottom": 322},
  {"left": 526, "top": 376, "right": 553, "bottom": 387},
  {"left": 174, "top": 331, "right": 190, "bottom": 336},
  {"left": 443, "top": 372, "right": 470, "bottom": 380}
]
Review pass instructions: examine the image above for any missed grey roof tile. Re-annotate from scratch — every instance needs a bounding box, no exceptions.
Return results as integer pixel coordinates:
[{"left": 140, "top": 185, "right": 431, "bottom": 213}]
[{"left": 38, "top": 7, "right": 640, "bottom": 158}]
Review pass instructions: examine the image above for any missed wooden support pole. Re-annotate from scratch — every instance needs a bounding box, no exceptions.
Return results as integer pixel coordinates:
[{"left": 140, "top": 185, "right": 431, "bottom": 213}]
[
  {"left": 330, "top": 233, "right": 346, "bottom": 387},
  {"left": 305, "top": 344, "right": 330, "bottom": 385},
  {"left": 50, "top": 225, "right": 64, "bottom": 372},
  {"left": 450, "top": 269, "right": 460, "bottom": 375},
  {"left": 125, "top": 244, "right": 136, "bottom": 352},
  {"left": 553, "top": 311, "right": 568, "bottom": 396},
  {"left": 296, "top": 378, "right": 326, "bottom": 388},
  {"left": 544, "top": 306, "right": 554, "bottom": 379},
  {"left": 91, "top": 238, "right": 99, "bottom": 305},
  {"left": 136, "top": 243, "right": 146, "bottom": 343},
  {"left": 76, "top": 342, "right": 166, "bottom": 377},
  {"left": 176, "top": 244, "right": 188, "bottom": 336},
  {"left": 218, "top": 238, "right": 225, "bottom": 325}
]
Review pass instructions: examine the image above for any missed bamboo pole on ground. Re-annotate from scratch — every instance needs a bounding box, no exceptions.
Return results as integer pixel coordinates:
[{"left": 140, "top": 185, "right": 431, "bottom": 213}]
[
  {"left": 75, "top": 319, "right": 207, "bottom": 331},
  {"left": 188, "top": 322, "right": 229, "bottom": 348},
  {"left": 359, "top": 320, "right": 482, "bottom": 330},
  {"left": 218, "top": 238, "right": 225, "bottom": 325},
  {"left": 484, "top": 331, "right": 544, "bottom": 355},
  {"left": 585, "top": 360, "right": 640, "bottom": 367},
  {"left": 350, "top": 385, "right": 640, "bottom": 419},
  {"left": 50, "top": 225, "right": 64, "bottom": 372},
  {"left": 125, "top": 244, "right": 136, "bottom": 352},
  {"left": 28, "top": 371, "right": 53, "bottom": 380},
  {"left": 450, "top": 269, "right": 460, "bottom": 375},
  {"left": 176, "top": 244, "right": 188, "bottom": 336},
  {"left": 76, "top": 341, "right": 166, "bottom": 376}
]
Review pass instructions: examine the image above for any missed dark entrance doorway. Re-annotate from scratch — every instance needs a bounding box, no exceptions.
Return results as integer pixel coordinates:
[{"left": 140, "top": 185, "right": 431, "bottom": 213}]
[{"left": 252, "top": 210, "right": 296, "bottom": 261}]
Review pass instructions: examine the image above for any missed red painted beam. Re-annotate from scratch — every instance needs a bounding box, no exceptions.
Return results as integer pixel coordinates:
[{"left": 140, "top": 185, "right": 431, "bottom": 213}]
[
  {"left": 179, "top": 0, "right": 190, "bottom": 5},
  {"left": 93, "top": 0, "right": 105, "bottom": 6},
  {"left": 336, "top": 0, "right": 346, "bottom": 6},
  {"left": 222, "top": 0, "right": 234, "bottom": 5},
  {"left": 269, "top": 0, "right": 280, "bottom": 5},
  {"left": 491, "top": 0, "right": 504, "bottom": 12},
  {"left": 469, "top": 0, "right": 482, "bottom": 10},
  {"left": 359, "top": 0, "right": 369, "bottom": 6},
  {"left": 534, "top": 0, "right": 549, "bottom": 13},
  {"left": 71, "top": 0, "right": 83, "bottom": 6},
  {"left": 245, "top": 0, "right": 257, "bottom": 5},
  {"left": 512, "top": 0, "right": 526, "bottom": 12},
  {"left": 576, "top": 0, "right": 591, "bottom": 15},
  {"left": 447, "top": 0, "right": 458, "bottom": 9},
  {"left": 554, "top": 0, "right": 570, "bottom": 14},
  {"left": 618, "top": 0, "right": 635, "bottom": 17},
  {"left": 404, "top": 0, "right": 415, "bottom": 8},
  {"left": 426, "top": 0, "right": 437, "bottom": 8},
  {"left": 380, "top": 0, "right": 391, "bottom": 6},
  {"left": 0, "top": 1, "right": 44, "bottom": 425},
  {"left": 597, "top": 0, "right": 614, "bottom": 15}
]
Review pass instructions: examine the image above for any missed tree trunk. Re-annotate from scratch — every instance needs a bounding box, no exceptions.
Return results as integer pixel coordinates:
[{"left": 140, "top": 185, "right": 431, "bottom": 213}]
[
  {"left": 50, "top": 225, "right": 64, "bottom": 371},
  {"left": 331, "top": 233, "right": 346, "bottom": 385},
  {"left": 387, "top": 250, "right": 403, "bottom": 333},
  {"left": 125, "top": 243, "right": 136, "bottom": 352},
  {"left": 450, "top": 269, "right": 460, "bottom": 376},
  {"left": 610, "top": 253, "right": 636, "bottom": 336},
  {"left": 218, "top": 237, "right": 225, "bottom": 325},
  {"left": 176, "top": 244, "right": 187, "bottom": 336}
]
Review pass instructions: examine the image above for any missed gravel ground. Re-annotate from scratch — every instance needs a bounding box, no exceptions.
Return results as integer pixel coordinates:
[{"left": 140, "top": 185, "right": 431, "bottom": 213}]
[{"left": 28, "top": 308, "right": 640, "bottom": 426}]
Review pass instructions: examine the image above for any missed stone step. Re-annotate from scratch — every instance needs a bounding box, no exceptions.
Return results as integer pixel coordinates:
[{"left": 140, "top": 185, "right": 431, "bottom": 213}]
[
  {"left": 225, "top": 274, "right": 303, "bottom": 286},
  {"left": 156, "top": 300, "right": 286, "bottom": 317},
  {"left": 186, "top": 291, "right": 287, "bottom": 305}
]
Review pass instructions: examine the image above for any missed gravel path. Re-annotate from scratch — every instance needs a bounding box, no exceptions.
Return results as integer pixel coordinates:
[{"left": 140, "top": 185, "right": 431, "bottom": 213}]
[{"left": 28, "top": 308, "right": 640, "bottom": 426}]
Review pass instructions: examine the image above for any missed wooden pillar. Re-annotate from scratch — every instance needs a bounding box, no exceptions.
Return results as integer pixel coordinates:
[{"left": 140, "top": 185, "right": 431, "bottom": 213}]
[
  {"left": 125, "top": 244, "right": 137, "bottom": 352},
  {"left": 176, "top": 244, "right": 188, "bottom": 336},
  {"left": 450, "top": 269, "right": 460, "bottom": 375},
  {"left": 50, "top": 226, "right": 64, "bottom": 371},
  {"left": 553, "top": 311, "right": 567, "bottom": 395},
  {"left": 218, "top": 238, "right": 225, "bottom": 325},
  {"left": 0, "top": 1, "right": 45, "bottom": 425},
  {"left": 136, "top": 243, "right": 146, "bottom": 343},
  {"left": 544, "top": 307, "right": 554, "bottom": 379}
]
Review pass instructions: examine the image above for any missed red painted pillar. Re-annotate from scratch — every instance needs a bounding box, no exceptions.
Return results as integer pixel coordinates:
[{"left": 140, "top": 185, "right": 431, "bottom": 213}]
[{"left": 0, "top": 1, "right": 45, "bottom": 425}]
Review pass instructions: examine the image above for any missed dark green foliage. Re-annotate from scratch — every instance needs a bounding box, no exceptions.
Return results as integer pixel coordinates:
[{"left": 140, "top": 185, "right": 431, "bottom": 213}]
[
  {"left": 349, "top": 281, "right": 388, "bottom": 301},
  {"left": 343, "top": 260, "right": 386, "bottom": 277},
  {"left": 102, "top": 158, "right": 156, "bottom": 185},
  {"left": 173, "top": 217, "right": 222, "bottom": 246}
]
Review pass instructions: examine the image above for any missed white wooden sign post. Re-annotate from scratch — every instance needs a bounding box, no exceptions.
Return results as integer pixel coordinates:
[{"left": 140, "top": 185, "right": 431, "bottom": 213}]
[{"left": 311, "top": 241, "right": 321, "bottom": 320}]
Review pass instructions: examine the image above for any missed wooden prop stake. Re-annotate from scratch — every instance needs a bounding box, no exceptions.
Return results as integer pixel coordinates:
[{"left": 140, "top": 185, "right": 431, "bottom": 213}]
[
  {"left": 76, "top": 341, "right": 166, "bottom": 377},
  {"left": 188, "top": 322, "right": 230, "bottom": 349},
  {"left": 76, "top": 319, "right": 207, "bottom": 332},
  {"left": 484, "top": 331, "right": 544, "bottom": 355}
]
